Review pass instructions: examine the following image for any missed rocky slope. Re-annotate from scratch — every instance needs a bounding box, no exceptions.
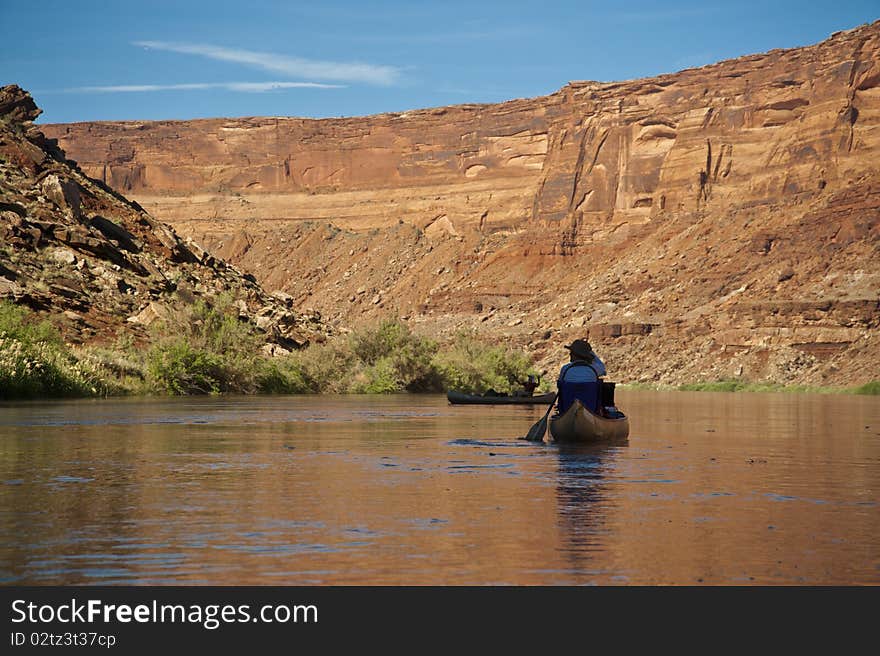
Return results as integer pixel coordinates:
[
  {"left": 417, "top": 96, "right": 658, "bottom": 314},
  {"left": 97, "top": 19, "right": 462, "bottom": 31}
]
[
  {"left": 41, "top": 23, "right": 880, "bottom": 386},
  {"left": 0, "top": 85, "right": 329, "bottom": 351}
]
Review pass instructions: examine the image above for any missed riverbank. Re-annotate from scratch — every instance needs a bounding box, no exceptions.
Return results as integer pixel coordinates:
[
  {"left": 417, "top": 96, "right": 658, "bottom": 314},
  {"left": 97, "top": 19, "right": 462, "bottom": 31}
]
[
  {"left": 0, "top": 300, "right": 537, "bottom": 400},
  {"left": 620, "top": 380, "right": 880, "bottom": 395},
  {"left": 3, "top": 300, "right": 878, "bottom": 400}
]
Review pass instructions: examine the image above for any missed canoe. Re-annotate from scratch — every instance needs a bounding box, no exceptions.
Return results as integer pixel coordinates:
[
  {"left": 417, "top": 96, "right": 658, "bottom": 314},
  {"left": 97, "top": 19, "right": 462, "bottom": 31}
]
[
  {"left": 447, "top": 390, "right": 557, "bottom": 405},
  {"left": 549, "top": 399, "right": 630, "bottom": 443}
]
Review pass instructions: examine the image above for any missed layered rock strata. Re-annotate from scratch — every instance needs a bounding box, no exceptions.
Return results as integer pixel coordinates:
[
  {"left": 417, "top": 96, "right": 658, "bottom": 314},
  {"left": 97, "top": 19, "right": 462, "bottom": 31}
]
[{"left": 40, "top": 23, "right": 880, "bottom": 385}]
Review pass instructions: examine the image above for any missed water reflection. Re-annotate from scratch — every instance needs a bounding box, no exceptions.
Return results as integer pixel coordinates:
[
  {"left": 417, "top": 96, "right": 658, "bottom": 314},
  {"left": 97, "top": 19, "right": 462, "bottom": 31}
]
[{"left": 554, "top": 442, "right": 626, "bottom": 568}]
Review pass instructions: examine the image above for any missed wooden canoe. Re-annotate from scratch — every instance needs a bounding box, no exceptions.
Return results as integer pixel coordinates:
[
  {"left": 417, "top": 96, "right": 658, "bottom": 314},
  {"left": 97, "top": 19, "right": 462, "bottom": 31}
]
[
  {"left": 447, "top": 390, "right": 557, "bottom": 405},
  {"left": 549, "top": 399, "right": 630, "bottom": 443}
]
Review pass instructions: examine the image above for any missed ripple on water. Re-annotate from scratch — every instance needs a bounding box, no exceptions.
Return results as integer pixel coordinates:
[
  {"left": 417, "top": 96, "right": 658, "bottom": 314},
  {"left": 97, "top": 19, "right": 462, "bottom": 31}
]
[
  {"left": 763, "top": 493, "right": 875, "bottom": 507},
  {"left": 49, "top": 476, "right": 94, "bottom": 484},
  {"left": 210, "top": 543, "right": 338, "bottom": 555},
  {"left": 447, "top": 438, "right": 533, "bottom": 448},
  {"left": 402, "top": 518, "right": 448, "bottom": 529}
]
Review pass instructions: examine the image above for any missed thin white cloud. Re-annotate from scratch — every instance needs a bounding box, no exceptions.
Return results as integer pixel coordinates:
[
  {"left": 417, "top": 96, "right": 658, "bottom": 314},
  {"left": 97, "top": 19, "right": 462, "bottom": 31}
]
[
  {"left": 225, "top": 81, "right": 342, "bottom": 92},
  {"left": 63, "top": 81, "right": 343, "bottom": 93},
  {"left": 134, "top": 41, "right": 400, "bottom": 86}
]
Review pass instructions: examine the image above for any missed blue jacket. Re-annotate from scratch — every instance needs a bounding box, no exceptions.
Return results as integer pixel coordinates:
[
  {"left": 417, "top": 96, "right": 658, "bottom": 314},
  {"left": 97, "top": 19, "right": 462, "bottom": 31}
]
[
  {"left": 557, "top": 357, "right": 606, "bottom": 414},
  {"left": 558, "top": 356, "right": 606, "bottom": 383}
]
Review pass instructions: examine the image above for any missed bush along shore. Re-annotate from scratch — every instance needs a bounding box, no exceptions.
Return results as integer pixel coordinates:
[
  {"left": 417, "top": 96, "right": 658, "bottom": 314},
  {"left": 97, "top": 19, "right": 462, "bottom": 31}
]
[{"left": 0, "top": 299, "right": 540, "bottom": 399}]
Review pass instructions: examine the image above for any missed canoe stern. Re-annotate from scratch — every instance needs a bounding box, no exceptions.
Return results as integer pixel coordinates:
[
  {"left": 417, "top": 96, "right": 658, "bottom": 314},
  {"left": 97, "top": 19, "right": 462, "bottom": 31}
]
[{"left": 549, "top": 400, "right": 630, "bottom": 443}]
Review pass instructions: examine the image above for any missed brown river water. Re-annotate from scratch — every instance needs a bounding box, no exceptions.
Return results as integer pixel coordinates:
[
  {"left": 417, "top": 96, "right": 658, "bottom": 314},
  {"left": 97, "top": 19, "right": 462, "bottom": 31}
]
[{"left": 0, "top": 390, "right": 878, "bottom": 585}]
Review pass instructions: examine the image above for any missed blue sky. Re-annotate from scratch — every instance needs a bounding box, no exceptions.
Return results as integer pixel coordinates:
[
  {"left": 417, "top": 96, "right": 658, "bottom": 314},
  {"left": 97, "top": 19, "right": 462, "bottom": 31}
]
[{"left": 2, "top": 0, "right": 877, "bottom": 123}]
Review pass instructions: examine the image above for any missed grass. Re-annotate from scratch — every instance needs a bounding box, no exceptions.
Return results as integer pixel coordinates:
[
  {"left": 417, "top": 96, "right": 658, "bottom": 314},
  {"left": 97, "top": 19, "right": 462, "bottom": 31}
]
[
  {"left": 672, "top": 379, "right": 880, "bottom": 395},
  {"left": 618, "top": 378, "right": 880, "bottom": 395},
  {"left": 852, "top": 381, "right": 880, "bottom": 395},
  {"left": 0, "top": 302, "right": 119, "bottom": 399}
]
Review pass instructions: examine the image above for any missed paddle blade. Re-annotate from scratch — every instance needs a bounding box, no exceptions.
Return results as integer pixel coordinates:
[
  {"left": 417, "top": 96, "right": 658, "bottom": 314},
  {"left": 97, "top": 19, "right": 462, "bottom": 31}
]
[
  {"left": 523, "top": 393, "right": 556, "bottom": 441},
  {"left": 524, "top": 416, "right": 548, "bottom": 441}
]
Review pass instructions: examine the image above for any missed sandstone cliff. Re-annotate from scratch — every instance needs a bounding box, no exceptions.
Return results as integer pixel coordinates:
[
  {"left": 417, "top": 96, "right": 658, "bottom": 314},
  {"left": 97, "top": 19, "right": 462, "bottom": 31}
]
[
  {"left": 0, "top": 85, "right": 329, "bottom": 350},
  {"left": 41, "top": 23, "right": 880, "bottom": 386}
]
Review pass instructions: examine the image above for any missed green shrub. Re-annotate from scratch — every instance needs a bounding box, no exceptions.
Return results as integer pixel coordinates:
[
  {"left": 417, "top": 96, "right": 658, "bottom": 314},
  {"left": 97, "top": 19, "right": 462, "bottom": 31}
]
[
  {"left": 0, "top": 301, "right": 62, "bottom": 346},
  {"left": 432, "top": 331, "right": 535, "bottom": 394},
  {"left": 282, "top": 340, "right": 357, "bottom": 393},
  {"left": 852, "top": 380, "right": 880, "bottom": 395},
  {"left": 0, "top": 338, "right": 69, "bottom": 398},
  {"left": 0, "top": 301, "right": 113, "bottom": 398},
  {"left": 349, "top": 320, "right": 408, "bottom": 365},
  {"left": 147, "top": 339, "right": 225, "bottom": 395},
  {"left": 348, "top": 319, "right": 440, "bottom": 392},
  {"left": 145, "top": 295, "right": 268, "bottom": 395},
  {"left": 281, "top": 321, "right": 535, "bottom": 395},
  {"left": 167, "top": 295, "right": 264, "bottom": 357},
  {"left": 79, "top": 348, "right": 143, "bottom": 380},
  {"left": 257, "top": 358, "right": 313, "bottom": 394},
  {"left": 352, "top": 356, "right": 401, "bottom": 394}
]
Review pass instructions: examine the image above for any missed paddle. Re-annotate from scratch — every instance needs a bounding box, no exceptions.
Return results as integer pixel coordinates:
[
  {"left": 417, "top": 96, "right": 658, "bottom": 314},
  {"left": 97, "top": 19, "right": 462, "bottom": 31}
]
[{"left": 523, "top": 393, "right": 557, "bottom": 441}]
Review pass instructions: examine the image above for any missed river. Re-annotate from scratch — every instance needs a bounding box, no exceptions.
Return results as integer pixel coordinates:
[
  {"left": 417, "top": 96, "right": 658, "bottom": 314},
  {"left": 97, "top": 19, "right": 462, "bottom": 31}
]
[{"left": 1, "top": 391, "right": 878, "bottom": 585}]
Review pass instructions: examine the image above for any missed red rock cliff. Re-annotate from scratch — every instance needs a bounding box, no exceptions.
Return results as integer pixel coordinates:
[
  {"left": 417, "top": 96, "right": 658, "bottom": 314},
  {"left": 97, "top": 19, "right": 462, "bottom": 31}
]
[{"left": 42, "top": 22, "right": 880, "bottom": 386}]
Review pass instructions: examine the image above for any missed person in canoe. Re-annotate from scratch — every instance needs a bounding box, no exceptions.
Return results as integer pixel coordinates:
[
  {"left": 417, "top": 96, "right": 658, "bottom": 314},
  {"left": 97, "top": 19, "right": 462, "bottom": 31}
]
[
  {"left": 556, "top": 339, "right": 607, "bottom": 415},
  {"left": 523, "top": 339, "right": 623, "bottom": 441},
  {"left": 513, "top": 374, "right": 540, "bottom": 397}
]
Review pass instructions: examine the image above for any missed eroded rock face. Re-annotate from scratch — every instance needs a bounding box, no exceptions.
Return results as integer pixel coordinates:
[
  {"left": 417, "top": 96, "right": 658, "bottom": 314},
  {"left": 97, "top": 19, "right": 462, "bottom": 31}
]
[
  {"left": 0, "top": 85, "right": 330, "bottom": 349},
  {"left": 39, "top": 23, "right": 880, "bottom": 385}
]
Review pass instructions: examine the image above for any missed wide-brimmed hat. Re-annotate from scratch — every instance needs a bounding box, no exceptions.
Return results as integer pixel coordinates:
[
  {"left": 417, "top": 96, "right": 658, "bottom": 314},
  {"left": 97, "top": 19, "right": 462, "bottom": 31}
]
[{"left": 565, "top": 339, "right": 594, "bottom": 360}]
